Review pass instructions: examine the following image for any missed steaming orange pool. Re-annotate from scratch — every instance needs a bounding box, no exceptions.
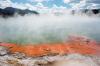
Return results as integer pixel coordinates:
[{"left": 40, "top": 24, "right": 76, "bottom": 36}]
[{"left": 0, "top": 35, "right": 100, "bottom": 57}]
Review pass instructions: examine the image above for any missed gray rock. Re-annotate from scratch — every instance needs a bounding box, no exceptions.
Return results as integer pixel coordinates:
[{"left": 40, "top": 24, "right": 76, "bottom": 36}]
[
  {"left": 11, "top": 52, "right": 26, "bottom": 59},
  {"left": 0, "top": 46, "right": 8, "bottom": 56}
]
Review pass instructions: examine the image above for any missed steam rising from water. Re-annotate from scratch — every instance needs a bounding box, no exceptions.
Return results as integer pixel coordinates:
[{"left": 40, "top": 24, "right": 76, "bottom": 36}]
[
  {"left": 0, "top": 15, "right": 100, "bottom": 44},
  {"left": 45, "top": 54, "right": 99, "bottom": 66}
]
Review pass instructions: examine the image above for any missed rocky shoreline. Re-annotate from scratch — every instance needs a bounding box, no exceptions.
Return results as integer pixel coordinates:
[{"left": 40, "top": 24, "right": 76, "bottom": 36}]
[{"left": 0, "top": 46, "right": 100, "bottom": 66}]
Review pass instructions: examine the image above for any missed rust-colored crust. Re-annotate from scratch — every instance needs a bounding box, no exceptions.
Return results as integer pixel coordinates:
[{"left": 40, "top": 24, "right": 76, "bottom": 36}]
[{"left": 0, "top": 36, "right": 100, "bottom": 57}]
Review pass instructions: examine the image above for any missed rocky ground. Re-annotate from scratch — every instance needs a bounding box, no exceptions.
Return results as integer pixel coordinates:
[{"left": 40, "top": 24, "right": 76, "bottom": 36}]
[{"left": 0, "top": 46, "right": 100, "bottom": 66}]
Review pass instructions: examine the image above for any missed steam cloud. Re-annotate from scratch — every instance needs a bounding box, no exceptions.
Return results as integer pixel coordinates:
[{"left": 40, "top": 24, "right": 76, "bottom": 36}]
[
  {"left": 0, "top": 14, "right": 100, "bottom": 44},
  {"left": 45, "top": 54, "right": 99, "bottom": 66}
]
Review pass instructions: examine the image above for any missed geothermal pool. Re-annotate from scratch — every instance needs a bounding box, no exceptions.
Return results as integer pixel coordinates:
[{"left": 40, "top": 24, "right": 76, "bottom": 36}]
[
  {"left": 0, "top": 15, "right": 100, "bottom": 44},
  {"left": 0, "top": 15, "right": 100, "bottom": 66}
]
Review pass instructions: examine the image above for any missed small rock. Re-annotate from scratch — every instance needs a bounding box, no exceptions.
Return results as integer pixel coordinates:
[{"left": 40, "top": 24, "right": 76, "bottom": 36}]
[
  {"left": 6, "top": 59, "right": 24, "bottom": 66},
  {"left": 0, "top": 46, "right": 8, "bottom": 56},
  {"left": 12, "top": 52, "right": 25, "bottom": 59}
]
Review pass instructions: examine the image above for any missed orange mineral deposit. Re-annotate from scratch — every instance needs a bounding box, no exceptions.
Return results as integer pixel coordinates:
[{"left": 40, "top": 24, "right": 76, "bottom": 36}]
[{"left": 0, "top": 36, "right": 100, "bottom": 57}]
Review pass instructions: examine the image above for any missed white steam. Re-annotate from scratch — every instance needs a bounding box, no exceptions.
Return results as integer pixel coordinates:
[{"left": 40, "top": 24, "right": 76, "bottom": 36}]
[
  {"left": 0, "top": 15, "right": 100, "bottom": 44},
  {"left": 43, "top": 54, "right": 99, "bottom": 66}
]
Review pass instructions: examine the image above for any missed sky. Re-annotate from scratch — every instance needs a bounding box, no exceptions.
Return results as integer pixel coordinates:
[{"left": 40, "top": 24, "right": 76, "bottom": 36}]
[
  {"left": 11, "top": 0, "right": 69, "bottom": 8},
  {"left": 0, "top": 0, "right": 100, "bottom": 10}
]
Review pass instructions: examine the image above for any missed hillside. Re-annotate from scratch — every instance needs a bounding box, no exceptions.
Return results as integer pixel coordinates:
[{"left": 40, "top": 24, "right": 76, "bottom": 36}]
[{"left": 0, "top": 7, "right": 39, "bottom": 17}]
